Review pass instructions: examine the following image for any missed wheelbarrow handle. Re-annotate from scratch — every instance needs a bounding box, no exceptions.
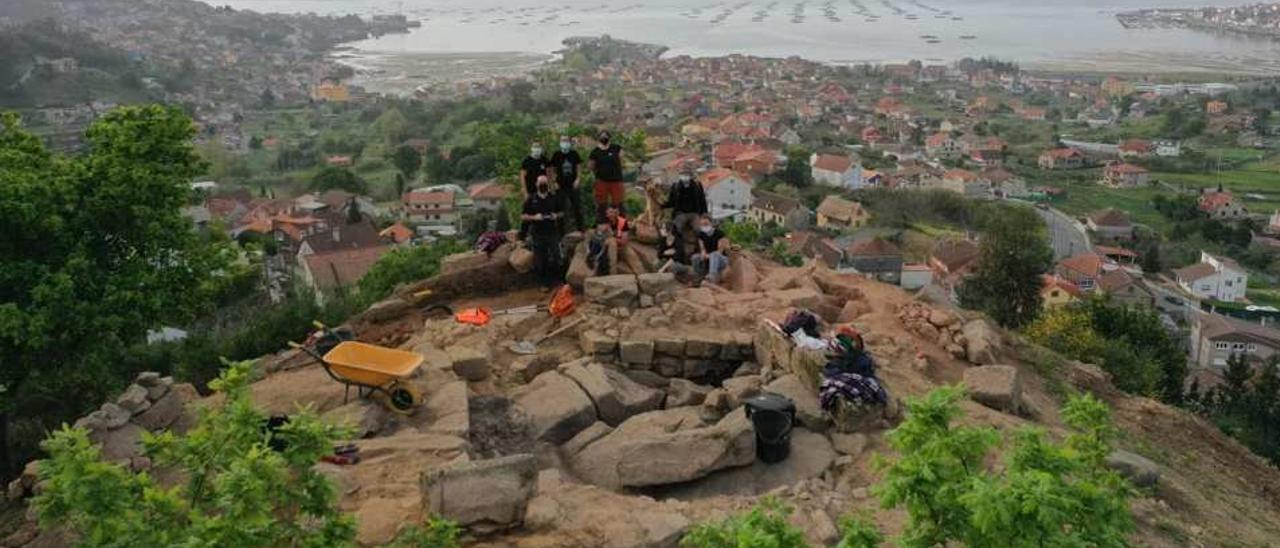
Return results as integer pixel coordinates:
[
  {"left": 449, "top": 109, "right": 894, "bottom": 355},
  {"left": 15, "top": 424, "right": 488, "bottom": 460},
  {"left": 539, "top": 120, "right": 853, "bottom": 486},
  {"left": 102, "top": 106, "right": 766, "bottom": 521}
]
[{"left": 289, "top": 340, "right": 326, "bottom": 363}]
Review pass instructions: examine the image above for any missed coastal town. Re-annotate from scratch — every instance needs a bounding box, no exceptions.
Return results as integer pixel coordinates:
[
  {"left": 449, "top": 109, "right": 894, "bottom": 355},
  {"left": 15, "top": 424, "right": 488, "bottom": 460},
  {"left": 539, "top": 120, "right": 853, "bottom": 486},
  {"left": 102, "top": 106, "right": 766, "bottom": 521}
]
[
  {"left": 158, "top": 33, "right": 1280, "bottom": 386},
  {"left": 6, "top": 1, "right": 1280, "bottom": 546}
]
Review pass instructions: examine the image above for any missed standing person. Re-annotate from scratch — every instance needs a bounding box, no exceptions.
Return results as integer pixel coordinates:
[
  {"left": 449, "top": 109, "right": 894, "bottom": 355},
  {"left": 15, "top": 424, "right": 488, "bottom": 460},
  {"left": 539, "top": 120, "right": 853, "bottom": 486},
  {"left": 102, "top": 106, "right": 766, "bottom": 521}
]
[
  {"left": 518, "top": 140, "right": 550, "bottom": 241},
  {"left": 550, "top": 135, "right": 585, "bottom": 233},
  {"left": 520, "top": 140, "right": 550, "bottom": 197},
  {"left": 520, "top": 176, "right": 563, "bottom": 290},
  {"left": 663, "top": 166, "right": 708, "bottom": 263},
  {"left": 587, "top": 130, "right": 625, "bottom": 224}
]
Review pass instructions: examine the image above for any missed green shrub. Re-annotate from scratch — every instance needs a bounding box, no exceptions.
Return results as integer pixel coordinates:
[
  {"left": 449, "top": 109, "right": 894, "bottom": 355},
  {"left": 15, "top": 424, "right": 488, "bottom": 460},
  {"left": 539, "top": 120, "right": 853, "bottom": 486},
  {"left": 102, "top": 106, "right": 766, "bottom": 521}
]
[
  {"left": 389, "top": 516, "right": 462, "bottom": 548},
  {"left": 34, "top": 361, "right": 357, "bottom": 546},
  {"left": 682, "top": 498, "right": 807, "bottom": 548}
]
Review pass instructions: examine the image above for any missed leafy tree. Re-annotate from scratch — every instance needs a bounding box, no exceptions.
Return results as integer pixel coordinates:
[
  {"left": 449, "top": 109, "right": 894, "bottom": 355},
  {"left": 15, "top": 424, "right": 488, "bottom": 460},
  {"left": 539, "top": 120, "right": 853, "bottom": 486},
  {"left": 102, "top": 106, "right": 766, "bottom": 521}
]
[
  {"left": 34, "top": 361, "right": 357, "bottom": 546},
  {"left": 0, "top": 107, "right": 219, "bottom": 476},
  {"left": 878, "top": 388, "right": 1133, "bottom": 547},
  {"left": 395, "top": 172, "right": 407, "bottom": 199},
  {"left": 682, "top": 498, "right": 807, "bottom": 548},
  {"left": 878, "top": 386, "right": 1000, "bottom": 545},
  {"left": 958, "top": 206, "right": 1053, "bottom": 328},
  {"left": 370, "top": 107, "right": 409, "bottom": 146},
  {"left": 391, "top": 144, "right": 422, "bottom": 181},
  {"left": 782, "top": 146, "right": 813, "bottom": 188},
  {"left": 310, "top": 166, "right": 368, "bottom": 194},
  {"left": 357, "top": 240, "right": 466, "bottom": 303}
]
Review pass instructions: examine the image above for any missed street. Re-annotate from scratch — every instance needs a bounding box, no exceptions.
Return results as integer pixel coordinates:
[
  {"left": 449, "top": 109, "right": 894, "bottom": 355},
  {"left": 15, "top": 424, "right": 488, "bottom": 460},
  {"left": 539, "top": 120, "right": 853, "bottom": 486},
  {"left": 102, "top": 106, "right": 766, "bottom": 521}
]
[{"left": 1035, "top": 206, "right": 1091, "bottom": 260}]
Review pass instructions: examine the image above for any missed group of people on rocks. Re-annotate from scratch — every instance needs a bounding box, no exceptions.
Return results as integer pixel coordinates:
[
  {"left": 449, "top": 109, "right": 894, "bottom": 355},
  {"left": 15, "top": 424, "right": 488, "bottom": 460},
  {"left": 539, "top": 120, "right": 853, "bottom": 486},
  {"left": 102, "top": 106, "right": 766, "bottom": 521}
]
[{"left": 517, "top": 130, "right": 730, "bottom": 290}]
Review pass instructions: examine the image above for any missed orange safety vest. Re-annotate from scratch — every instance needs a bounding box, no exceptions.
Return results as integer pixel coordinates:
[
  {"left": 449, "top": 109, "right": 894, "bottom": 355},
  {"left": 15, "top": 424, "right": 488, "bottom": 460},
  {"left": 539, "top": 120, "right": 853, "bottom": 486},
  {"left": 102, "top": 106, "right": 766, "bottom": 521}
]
[{"left": 611, "top": 215, "right": 628, "bottom": 237}]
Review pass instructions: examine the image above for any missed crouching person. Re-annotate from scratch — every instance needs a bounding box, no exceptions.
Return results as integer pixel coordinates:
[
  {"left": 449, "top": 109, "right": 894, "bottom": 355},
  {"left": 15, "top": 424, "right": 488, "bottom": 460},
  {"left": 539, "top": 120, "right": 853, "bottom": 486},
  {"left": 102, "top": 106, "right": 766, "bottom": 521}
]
[
  {"left": 521, "top": 176, "right": 563, "bottom": 290},
  {"left": 587, "top": 207, "right": 648, "bottom": 275}
]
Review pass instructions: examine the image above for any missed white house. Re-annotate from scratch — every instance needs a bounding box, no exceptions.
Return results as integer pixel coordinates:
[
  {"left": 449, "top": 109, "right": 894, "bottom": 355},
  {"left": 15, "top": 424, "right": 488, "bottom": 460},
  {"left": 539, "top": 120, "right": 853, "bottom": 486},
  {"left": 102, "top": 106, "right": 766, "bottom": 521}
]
[
  {"left": 700, "top": 168, "right": 754, "bottom": 214},
  {"left": 810, "top": 153, "right": 861, "bottom": 189},
  {"left": 1174, "top": 251, "right": 1248, "bottom": 303}
]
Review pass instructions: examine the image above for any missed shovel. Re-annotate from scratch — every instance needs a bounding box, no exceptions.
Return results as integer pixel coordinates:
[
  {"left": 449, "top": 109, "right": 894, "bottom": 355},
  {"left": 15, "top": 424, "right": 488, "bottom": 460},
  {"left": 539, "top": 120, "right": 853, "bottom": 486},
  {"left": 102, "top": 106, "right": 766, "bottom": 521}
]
[{"left": 509, "top": 316, "right": 587, "bottom": 355}]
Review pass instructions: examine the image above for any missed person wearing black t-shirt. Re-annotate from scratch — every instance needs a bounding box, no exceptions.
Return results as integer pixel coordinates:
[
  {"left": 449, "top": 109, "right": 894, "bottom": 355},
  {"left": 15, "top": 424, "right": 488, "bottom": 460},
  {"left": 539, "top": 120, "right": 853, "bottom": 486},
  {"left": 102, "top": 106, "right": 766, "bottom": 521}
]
[
  {"left": 587, "top": 130, "right": 625, "bottom": 224},
  {"left": 521, "top": 176, "right": 563, "bottom": 290},
  {"left": 549, "top": 135, "right": 585, "bottom": 232},
  {"left": 520, "top": 140, "right": 550, "bottom": 197},
  {"left": 518, "top": 140, "right": 551, "bottom": 240}
]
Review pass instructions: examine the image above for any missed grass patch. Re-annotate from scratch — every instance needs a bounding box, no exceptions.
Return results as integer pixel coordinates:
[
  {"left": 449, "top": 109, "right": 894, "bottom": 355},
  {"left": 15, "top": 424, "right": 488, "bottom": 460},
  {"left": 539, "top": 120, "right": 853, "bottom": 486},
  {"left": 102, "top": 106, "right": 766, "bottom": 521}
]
[{"left": 1053, "top": 183, "right": 1171, "bottom": 232}]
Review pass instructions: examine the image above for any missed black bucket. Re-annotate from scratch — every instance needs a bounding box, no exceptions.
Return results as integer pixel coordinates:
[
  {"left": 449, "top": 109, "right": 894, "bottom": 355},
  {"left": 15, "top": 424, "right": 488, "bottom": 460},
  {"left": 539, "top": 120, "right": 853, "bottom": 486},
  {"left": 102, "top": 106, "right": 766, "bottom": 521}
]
[{"left": 744, "top": 392, "right": 796, "bottom": 464}]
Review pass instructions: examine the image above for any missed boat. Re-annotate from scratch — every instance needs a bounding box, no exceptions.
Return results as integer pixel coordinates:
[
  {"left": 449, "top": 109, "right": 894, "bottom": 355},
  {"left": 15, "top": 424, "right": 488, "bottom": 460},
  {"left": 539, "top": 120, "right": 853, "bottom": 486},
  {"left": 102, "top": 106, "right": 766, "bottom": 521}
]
[
  {"left": 959, "top": 34, "right": 976, "bottom": 40},
  {"left": 926, "top": 39, "right": 941, "bottom": 43}
]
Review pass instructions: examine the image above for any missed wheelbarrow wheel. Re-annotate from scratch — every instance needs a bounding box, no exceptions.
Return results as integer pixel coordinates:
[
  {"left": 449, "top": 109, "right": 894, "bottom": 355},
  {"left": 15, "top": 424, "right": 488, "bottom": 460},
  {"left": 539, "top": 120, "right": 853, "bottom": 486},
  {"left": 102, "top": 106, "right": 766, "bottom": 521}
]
[{"left": 385, "top": 381, "right": 421, "bottom": 415}]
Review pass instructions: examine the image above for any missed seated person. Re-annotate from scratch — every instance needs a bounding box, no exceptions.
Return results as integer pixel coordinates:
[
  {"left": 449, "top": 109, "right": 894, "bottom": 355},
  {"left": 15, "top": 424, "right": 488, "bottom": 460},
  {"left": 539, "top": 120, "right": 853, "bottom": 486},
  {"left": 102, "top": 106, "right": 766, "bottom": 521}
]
[
  {"left": 691, "top": 215, "right": 727, "bottom": 279},
  {"left": 819, "top": 326, "right": 888, "bottom": 414},
  {"left": 586, "top": 223, "right": 613, "bottom": 276},
  {"left": 601, "top": 207, "right": 646, "bottom": 275}
]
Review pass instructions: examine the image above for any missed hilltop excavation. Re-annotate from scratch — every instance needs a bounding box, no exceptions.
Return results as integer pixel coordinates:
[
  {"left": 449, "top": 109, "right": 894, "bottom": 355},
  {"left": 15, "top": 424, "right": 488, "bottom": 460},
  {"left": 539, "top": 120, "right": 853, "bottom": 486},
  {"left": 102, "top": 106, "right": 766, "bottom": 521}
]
[{"left": 6, "top": 232, "right": 1280, "bottom": 547}]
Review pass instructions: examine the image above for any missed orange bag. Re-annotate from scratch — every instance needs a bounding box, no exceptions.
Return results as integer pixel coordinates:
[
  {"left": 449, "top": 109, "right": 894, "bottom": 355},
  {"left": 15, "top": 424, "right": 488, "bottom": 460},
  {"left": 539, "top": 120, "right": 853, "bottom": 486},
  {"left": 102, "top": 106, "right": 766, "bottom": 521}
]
[
  {"left": 455, "top": 307, "right": 492, "bottom": 326},
  {"left": 548, "top": 286, "right": 576, "bottom": 318}
]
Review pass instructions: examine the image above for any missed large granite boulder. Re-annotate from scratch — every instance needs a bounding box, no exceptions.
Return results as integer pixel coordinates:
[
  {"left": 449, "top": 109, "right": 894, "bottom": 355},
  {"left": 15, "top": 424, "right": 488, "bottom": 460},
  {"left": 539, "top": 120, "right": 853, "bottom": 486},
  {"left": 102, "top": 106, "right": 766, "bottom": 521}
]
[
  {"left": 570, "top": 407, "right": 755, "bottom": 489},
  {"left": 420, "top": 454, "right": 538, "bottom": 533},
  {"left": 512, "top": 371, "right": 597, "bottom": 444},
  {"left": 963, "top": 365, "right": 1022, "bottom": 414}
]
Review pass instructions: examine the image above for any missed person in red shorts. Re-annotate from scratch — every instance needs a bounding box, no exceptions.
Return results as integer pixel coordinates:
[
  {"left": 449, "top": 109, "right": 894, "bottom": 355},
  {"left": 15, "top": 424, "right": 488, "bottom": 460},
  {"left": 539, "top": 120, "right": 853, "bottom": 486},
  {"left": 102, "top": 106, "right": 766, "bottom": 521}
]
[{"left": 587, "top": 130, "right": 625, "bottom": 224}]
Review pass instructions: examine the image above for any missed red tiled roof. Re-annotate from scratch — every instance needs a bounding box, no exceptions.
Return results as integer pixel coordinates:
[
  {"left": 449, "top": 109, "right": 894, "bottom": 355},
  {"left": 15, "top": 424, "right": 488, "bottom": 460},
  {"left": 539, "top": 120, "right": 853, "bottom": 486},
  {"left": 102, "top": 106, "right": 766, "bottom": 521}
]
[
  {"left": 404, "top": 190, "right": 455, "bottom": 205},
  {"left": 1088, "top": 208, "right": 1131, "bottom": 227},
  {"left": 379, "top": 223, "right": 413, "bottom": 244},
  {"left": 304, "top": 246, "right": 391, "bottom": 291},
  {"left": 1042, "top": 274, "right": 1084, "bottom": 297},
  {"left": 944, "top": 169, "right": 978, "bottom": 182},
  {"left": 925, "top": 132, "right": 952, "bottom": 147},
  {"left": 1174, "top": 263, "right": 1217, "bottom": 283},
  {"left": 1058, "top": 252, "right": 1104, "bottom": 278},
  {"left": 813, "top": 154, "right": 854, "bottom": 173},
  {"left": 468, "top": 182, "right": 508, "bottom": 200},
  {"left": 847, "top": 238, "right": 901, "bottom": 257},
  {"left": 1106, "top": 163, "right": 1149, "bottom": 175},
  {"left": 1041, "top": 148, "right": 1083, "bottom": 159},
  {"left": 931, "top": 239, "right": 980, "bottom": 272},
  {"left": 1094, "top": 245, "right": 1138, "bottom": 258},
  {"left": 1199, "top": 191, "right": 1235, "bottom": 210},
  {"left": 702, "top": 168, "right": 751, "bottom": 188}
]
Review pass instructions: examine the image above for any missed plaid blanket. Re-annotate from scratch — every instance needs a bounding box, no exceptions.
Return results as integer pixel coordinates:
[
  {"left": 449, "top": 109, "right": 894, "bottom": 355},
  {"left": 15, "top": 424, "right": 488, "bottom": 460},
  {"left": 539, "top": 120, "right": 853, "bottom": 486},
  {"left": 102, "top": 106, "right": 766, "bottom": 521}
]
[
  {"left": 820, "top": 372, "right": 888, "bottom": 412},
  {"left": 475, "top": 231, "right": 507, "bottom": 254}
]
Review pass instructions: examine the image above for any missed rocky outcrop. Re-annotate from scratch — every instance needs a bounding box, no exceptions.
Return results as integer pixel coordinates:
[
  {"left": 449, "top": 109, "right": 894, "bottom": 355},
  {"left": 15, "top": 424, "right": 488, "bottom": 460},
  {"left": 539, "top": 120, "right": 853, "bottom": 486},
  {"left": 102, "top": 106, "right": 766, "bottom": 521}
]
[
  {"left": 1106, "top": 449, "right": 1161, "bottom": 488},
  {"left": 446, "top": 344, "right": 491, "bottom": 382},
  {"left": 963, "top": 365, "right": 1023, "bottom": 414},
  {"left": 420, "top": 454, "right": 538, "bottom": 533},
  {"left": 512, "top": 371, "right": 597, "bottom": 444},
  {"left": 585, "top": 275, "right": 640, "bottom": 308}
]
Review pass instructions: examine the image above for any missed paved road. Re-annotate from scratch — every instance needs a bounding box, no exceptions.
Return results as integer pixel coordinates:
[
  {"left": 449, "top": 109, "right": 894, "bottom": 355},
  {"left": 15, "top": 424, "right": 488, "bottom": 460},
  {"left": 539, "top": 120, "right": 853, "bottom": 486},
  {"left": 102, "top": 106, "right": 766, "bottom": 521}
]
[{"left": 1035, "top": 207, "right": 1091, "bottom": 260}]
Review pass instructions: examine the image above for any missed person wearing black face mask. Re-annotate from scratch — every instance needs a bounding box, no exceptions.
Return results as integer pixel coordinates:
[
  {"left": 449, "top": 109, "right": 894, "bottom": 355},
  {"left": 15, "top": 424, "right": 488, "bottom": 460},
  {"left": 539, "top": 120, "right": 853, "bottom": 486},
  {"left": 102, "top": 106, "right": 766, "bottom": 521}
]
[
  {"left": 588, "top": 130, "right": 624, "bottom": 224},
  {"left": 550, "top": 135, "right": 585, "bottom": 233},
  {"left": 520, "top": 140, "right": 550, "bottom": 198},
  {"left": 521, "top": 175, "right": 563, "bottom": 290}
]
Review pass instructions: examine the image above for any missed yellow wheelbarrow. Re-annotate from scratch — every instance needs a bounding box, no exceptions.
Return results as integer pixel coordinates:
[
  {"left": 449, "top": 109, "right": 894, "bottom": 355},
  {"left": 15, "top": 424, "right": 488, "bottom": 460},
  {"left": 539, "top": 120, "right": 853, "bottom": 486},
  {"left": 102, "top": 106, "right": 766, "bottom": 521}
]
[{"left": 291, "top": 323, "right": 425, "bottom": 414}]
